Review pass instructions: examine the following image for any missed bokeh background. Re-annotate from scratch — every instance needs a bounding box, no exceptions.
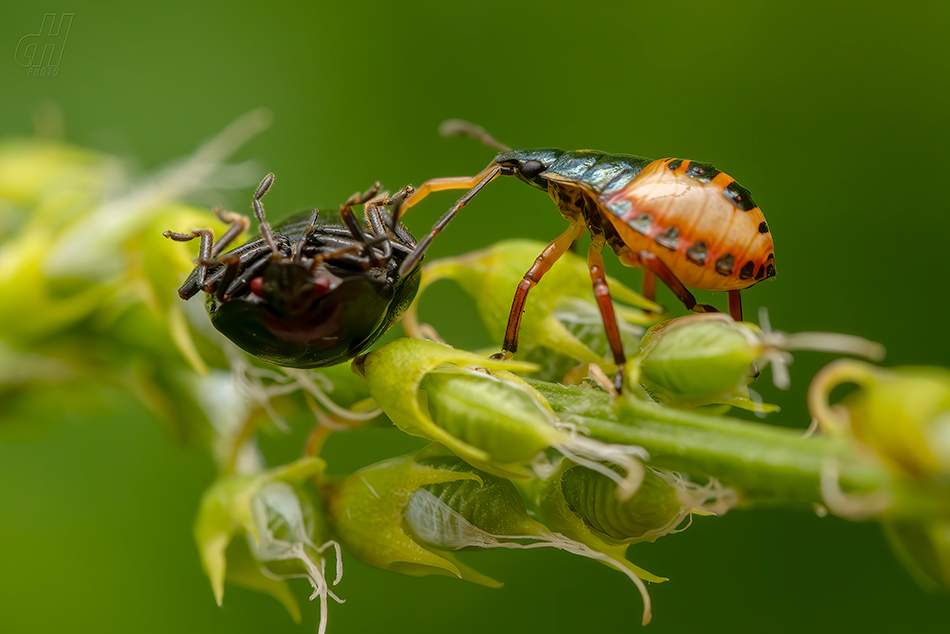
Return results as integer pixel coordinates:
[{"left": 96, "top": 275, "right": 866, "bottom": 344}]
[{"left": 2, "top": 1, "right": 949, "bottom": 632}]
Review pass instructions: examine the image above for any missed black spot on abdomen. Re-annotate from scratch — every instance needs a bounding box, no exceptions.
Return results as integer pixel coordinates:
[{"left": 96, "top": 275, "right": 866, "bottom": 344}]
[
  {"left": 629, "top": 213, "right": 653, "bottom": 235},
  {"left": 685, "top": 161, "right": 720, "bottom": 184},
  {"left": 654, "top": 226, "right": 679, "bottom": 250},
  {"left": 686, "top": 241, "right": 708, "bottom": 265},
  {"left": 715, "top": 254, "right": 735, "bottom": 276},
  {"left": 723, "top": 181, "right": 757, "bottom": 211}
]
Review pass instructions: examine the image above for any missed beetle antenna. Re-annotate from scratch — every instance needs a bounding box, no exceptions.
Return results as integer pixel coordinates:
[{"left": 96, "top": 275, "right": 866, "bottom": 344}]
[{"left": 439, "top": 119, "right": 511, "bottom": 152}]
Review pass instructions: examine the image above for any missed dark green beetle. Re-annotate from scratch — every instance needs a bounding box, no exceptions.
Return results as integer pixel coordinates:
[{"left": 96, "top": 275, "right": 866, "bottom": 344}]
[{"left": 165, "top": 173, "right": 421, "bottom": 368}]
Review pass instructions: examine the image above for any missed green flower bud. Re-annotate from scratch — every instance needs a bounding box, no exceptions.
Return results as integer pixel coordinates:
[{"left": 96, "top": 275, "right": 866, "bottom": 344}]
[
  {"left": 322, "top": 450, "right": 501, "bottom": 588},
  {"left": 359, "top": 337, "right": 558, "bottom": 477},
  {"left": 405, "top": 454, "right": 661, "bottom": 625},
  {"left": 194, "top": 458, "right": 340, "bottom": 633},
  {"left": 326, "top": 448, "right": 657, "bottom": 625},
  {"left": 633, "top": 313, "right": 884, "bottom": 412},
  {"left": 419, "top": 370, "right": 561, "bottom": 466},
  {"left": 528, "top": 462, "right": 734, "bottom": 622},
  {"left": 402, "top": 239, "right": 664, "bottom": 374},
  {"left": 635, "top": 315, "right": 760, "bottom": 407},
  {"left": 525, "top": 458, "right": 730, "bottom": 573},
  {"left": 809, "top": 361, "right": 950, "bottom": 480},
  {"left": 405, "top": 455, "right": 555, "bottom": 549},
  {"left": 559, "top": 465, "right": 733, "bottom": 544},
  {"left": 361, "top": 338, "right": 647, "bottom": 496}
]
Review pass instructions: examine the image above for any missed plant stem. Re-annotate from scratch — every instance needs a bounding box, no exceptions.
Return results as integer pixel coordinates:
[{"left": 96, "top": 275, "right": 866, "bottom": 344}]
[{"left": 529, "top": 380, "right": 949, "bottom": 521}]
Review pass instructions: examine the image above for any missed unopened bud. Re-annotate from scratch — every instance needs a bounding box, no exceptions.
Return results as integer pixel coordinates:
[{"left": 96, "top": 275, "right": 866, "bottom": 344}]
[
  {"left": 560, "top": 465, "right": 733, "bottom": 543},
  {"left": 634, "top": 313, "right": 884, "bottom": 411},
  {"left": 810, "top": 361, "right": 950, "bottom": 479}
]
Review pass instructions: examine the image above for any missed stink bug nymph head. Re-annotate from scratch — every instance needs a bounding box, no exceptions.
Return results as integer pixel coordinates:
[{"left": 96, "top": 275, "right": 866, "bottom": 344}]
[
  {"left": 494, "top": 149, "right": 564, "bottom": 191},
  {"left": 166, "top": 173, "right": 421, "bottom": 368}
]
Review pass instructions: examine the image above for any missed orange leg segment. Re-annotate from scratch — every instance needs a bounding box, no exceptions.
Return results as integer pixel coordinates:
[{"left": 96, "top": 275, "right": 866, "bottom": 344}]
[
  {"left": 397, "top": 163, "right": 514, "bottom": 275},
  {"left": 642, "top": 268, "right": 656, "bottom": 303},
  {"left": 494, "top": 220, "right": 586, "bottom": 358},
  {"left": 638, "top": 250, "right": 718, "bottom": 315},
  {"left": 588, "top": 236, "right": 627, "bottom": 392},
  {"left": 728, "top": 289, "right": 743, "bottom": 322},
  {"left": 397, "top": 163, "right": 502, "bottom": 217}
]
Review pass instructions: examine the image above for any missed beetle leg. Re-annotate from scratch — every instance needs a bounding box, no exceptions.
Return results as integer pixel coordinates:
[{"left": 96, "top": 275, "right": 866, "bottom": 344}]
[
  {"left": 339, "top": 182, "right": 386, "bottom": 266},
  {"left": 164, "top": 227, "right": 216, "bottom": 297},
  {"left": 215, "top": 255, "right": 243, "bottom": 301},
  {"left": 310, "top": 238, "right": 388, "bottom": 270},
  {"left": 222, "top": 255, "right": 270, "bottom": 299},
  {"left": 363, "top": 201, "right": 396, "bottom": 264},
  {"left": 383, "top": 187, "right": 419, "bottom": 247},
  {"left": 493, "top": 220, "right": 586, "bottom": 359},
  {"left": 210, "top": 208, "right": 250, "bottom": 256},
  {"left": 339, "top": 204, "right": 379, "bottom": 264},
  {"left": 367, "top": 185, "right": 414, "bottom": 234},
  {"left": 293, "top": 208, "right": 322, "bottom": 263},
  {"left": 251, "top": 173, "right": 281, "bottom": 257},
  {"left": 165, "top": 207, "right": 251, "bottom": 299},
  {"left": 398, "top": 164, "right": 516, "bottom": 276},
  {"left": 638, "top": 250, "right": 718, "bottom": 314},
  {"left": 728, "top": 289, "right": 743, "bottom": 322},
  {"left": 588, "top": 235, "right": 627, "bottom": 393}
]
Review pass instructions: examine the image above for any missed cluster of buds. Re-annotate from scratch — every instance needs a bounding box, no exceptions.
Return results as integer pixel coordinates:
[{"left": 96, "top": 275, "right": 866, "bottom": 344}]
[
  {"left": 354, "top": 337, "right": 647, "bottom": 496},
  {"left": 335, "top": 337, "right": 745, "bottom": 625},
  {"left": 0, "top": 110, "right": 275, "bottom": 443},
  {"left": 13, "top": 120, "right": 946, "bottom": 632},
  {"left": 321, "top": 444, "right": 730, "bottom": 626},
  {"left": 194, "top": 458, "right": 342, "bottom": 634},
  {"left": 185, "top": 273, "right": 950, "bottom": 628},
  {"left": 809, "top": 361, "right": 950, "bottom": 588}
]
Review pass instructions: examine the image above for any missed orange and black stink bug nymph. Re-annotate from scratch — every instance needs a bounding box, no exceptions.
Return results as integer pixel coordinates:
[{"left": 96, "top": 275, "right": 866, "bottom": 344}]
[{"left": 396, "top": 121, "right": 776, "bottom": 391}]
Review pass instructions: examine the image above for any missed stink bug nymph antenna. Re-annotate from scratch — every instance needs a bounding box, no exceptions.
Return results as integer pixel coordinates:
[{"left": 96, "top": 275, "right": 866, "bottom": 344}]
[{"left": 439, "top": 119, "right": 512, "bottom": 152}]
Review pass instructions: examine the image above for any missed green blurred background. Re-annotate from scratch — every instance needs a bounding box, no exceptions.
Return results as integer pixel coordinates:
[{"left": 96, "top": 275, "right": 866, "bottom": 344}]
[{"left": 1, "top": 1, "right": 948, "bottom": 632}]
